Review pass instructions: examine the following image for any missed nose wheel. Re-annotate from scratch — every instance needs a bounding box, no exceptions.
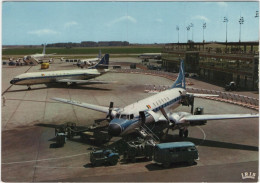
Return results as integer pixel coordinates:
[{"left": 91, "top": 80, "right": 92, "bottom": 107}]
[
  {"left": 179, "top": 129, "right": 189, "bottom": 138},
  {"left": 27, "top": 85, "right": 31, "bottom": 90}
]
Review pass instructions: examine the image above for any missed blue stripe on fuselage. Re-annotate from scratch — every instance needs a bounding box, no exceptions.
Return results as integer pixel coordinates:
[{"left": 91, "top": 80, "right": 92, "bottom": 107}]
[{"left": 13, "top": 73, "right": 98, "bottom": 84}]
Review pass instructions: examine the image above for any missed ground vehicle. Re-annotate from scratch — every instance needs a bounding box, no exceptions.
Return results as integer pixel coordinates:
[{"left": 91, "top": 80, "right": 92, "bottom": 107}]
[
  {"left": 90, "top": 149, "right": 119, "bottom": 166},
  {"left": 190, "top": 107, "right": 207, "bottom": 126},
  {"left": 41, "top": 63, "right": 49, "bottom": 69},
  {"left": 56, "top": 132, "right": 66, "bottom": 146},
  {"left": 154, "top": 142, "right": 198, "bottom": 168},
  {"left": 225, "top": 81, "right": 237, "bottom": 91},
  {"left": 123, "top": 138, "right": 155, "bottom": 162},
  {"left": 130, "top": 63, "right": 136, "bottom": 69}
]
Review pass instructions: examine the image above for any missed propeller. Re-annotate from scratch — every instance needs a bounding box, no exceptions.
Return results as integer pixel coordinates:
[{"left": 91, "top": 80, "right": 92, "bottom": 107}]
[
  {"left": 106, "top": 102, "right": 114, "bottom": 120},
  {"left": 189, "top": 94, "right": 195, "bottom": 114},
  {"left": 160, "top": 108, "right": 174, "bottom": 139}
]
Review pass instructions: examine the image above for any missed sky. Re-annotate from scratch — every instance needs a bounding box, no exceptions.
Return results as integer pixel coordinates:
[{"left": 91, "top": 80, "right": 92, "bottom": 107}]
[{"left": 2, "top": 1, "right": 259, "bottom": 45}]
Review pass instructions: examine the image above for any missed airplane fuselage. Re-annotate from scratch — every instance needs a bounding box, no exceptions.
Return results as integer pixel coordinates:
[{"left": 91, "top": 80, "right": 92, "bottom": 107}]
[
  {"left": 10, "top": 69, "right": 108, "bottom": 85},
  {"left": 108, "top": 87, "right": 185, "bottom": 136}
]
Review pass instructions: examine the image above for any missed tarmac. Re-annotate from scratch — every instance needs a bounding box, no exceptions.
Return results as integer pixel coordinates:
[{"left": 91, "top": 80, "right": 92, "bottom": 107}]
[{"left": 1, "top": 58, "right": 259, "bottom": 182}]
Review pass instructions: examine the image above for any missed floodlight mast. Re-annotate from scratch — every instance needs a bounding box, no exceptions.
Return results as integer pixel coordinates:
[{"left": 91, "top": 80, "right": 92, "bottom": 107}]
[
  {"left": 239, "top": 16, "right": 244, "bottom": 42},
  {"left": 186, "top": 25, "right": 190, "bottom": 43},
  {"left": 190, "top": 23, "right": 194, "bottom": 41},
  {"left": 176, "top": 26, "right": 179, "bottom": 43},
  {"left": 203, "top": 23, "right": 206, "bottom": 43},
  {"left": 223, "top": 17, "right": 228, "bottom": 44}
]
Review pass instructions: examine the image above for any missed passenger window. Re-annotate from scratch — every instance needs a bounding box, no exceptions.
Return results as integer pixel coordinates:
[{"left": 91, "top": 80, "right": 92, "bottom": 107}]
[
  {"left": 121, "top": 115, "right": 127, "bottom": 119},
  {"left": 116, "top": 114, "right": 120, "bottom": 118}
]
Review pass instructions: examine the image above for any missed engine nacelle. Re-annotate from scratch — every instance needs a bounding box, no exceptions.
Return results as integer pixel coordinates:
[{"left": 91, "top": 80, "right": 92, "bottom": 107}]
[{"left": 168, "top": 112, "right": 190, "bottom": 124}]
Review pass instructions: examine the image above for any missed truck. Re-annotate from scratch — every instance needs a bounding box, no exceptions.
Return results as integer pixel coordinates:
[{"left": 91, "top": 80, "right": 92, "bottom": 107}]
[
  {"left": 154, "top": 141, "right": 199, "bottom": 168},
  {"left": 90, "top": 149, "right": 119, "bottom": 166}
]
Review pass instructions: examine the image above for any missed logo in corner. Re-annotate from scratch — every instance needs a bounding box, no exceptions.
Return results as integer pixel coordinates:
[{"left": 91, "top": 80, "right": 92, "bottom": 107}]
[{"left": 241, "top": 172, "right": 256, "bottom": 180}]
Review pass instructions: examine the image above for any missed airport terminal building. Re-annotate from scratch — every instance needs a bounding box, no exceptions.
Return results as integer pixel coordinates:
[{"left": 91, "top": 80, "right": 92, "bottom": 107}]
[{"left": 162, "top": 41, "right": 259, "bottom": 90}]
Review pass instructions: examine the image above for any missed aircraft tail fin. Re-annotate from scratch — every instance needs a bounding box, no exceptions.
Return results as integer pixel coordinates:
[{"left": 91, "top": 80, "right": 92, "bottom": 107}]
[
  {"left": 171, "top": 60, "right": 186, "bottom": 89},
  {"left": 90, "top": 54, "right": 109, "bottom": 69},
  {"left": 42, "top": 44, "right": 46, "bottom": 54}
]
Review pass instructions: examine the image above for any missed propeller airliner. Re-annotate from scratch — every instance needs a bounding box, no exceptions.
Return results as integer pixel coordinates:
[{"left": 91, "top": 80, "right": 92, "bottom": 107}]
[{"left": 53, "top": 60, "right": 258, "bottom": 138}]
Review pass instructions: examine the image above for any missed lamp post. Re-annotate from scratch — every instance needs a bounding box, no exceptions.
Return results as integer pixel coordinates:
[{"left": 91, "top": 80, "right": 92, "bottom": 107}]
[
  {"left": 203, "top": 23, "right": 206, "bottom": 43},
  {"left": 223, "top": 17, "right": 228, "bottom": 44},
  {"left": 239, "top": 16, "right": 244, "bottom": 42},
  {"left": 190, "top": 23, "right": 194, "bottom": 41},
  {"left": 176, "top": 26, "right": 179, "bottom": 43},
  {"left": 186, "top": 25, "right": 190, "bottom": 43}
]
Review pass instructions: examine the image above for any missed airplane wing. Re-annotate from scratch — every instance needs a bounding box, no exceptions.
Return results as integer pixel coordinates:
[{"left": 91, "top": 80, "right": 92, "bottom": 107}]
[
  {"left": 56, "top": 79, "right": 116, "bottom": 85},
  {"left": 186, "top": 92, "right": 219, "bottom": 97},
  {"left": 52, "top": 97, "right": 114, "bottom": 113},
  {"left": 183, "top": 113, "right": 259, "bottom": 121}
]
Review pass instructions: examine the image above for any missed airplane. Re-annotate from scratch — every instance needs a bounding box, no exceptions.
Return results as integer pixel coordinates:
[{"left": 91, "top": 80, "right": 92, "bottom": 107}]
[
  {"left": 138, "top": 53, "right": 161, "bottom": 60},
  {"left": 76, "top": 50, "right": 102, "bottom": 68},
  {"left": 52, "top": 60, "right": 258, "bottom": 138},
  {"left": 23, "top": 44, "right": 55, "bottom": 64},
  {"left": 10, "top": 54, "right": 111, "bottom": 90}
]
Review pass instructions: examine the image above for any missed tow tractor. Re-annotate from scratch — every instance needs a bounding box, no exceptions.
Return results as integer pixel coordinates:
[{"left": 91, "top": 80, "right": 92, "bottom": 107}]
[{"left": 90, "top": 149, "right": 119, "bottom": 166}]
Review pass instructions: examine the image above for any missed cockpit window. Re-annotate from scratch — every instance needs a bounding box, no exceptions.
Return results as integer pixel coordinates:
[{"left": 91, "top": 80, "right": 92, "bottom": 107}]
[
  {"left": 130, "top": 114, "right": 134, "bottom": 119},
  {"left": 116, "top": 113, "right": 120, "bottom": 118}
]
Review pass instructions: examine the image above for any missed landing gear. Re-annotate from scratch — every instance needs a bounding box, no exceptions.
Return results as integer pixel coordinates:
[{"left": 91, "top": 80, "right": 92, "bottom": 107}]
[
  {"left": 184, "top": 130, "right": 189, "bottom": 138},
  {"left": 179, "top": 129, "right": 189, "bottom": 138},
  {"left": 179, "top": 129, "right": 184, "bottom": 137},
  {"left": 27, "top": 85, "right": 31, "bottom": 90}
]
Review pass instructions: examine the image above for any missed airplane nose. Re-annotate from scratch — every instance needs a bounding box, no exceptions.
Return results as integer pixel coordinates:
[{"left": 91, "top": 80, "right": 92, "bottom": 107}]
[
  {"left": 108, "top": 124, "right": 121, "bottom": 136},
  {"left": 10, "top": 80, "right": 14, "bottom": 84}
]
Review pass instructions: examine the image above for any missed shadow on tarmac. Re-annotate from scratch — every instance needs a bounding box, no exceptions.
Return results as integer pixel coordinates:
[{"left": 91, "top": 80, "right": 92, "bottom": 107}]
[
  {"left": 163, "top": 134, "right": 258, "bottom": 151},
  {"left": 7, "top": 84, "right": 112, "bottom": 92},
  {"left": 145, "top": 161, "right": 197, "bottom": 171}
]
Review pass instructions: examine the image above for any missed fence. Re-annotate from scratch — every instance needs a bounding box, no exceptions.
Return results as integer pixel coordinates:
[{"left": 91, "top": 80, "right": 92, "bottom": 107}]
[{"left": 113, "top": 69, "right": 259, "bottom": 111}]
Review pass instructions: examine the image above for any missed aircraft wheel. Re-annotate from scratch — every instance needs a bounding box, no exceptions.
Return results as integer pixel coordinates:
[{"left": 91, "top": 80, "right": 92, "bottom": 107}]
[
  {"left": 179, "top": 129, "right": 184, "bottom": 138},
  {"left": 184, "top": 130, "right": 189, "bottom": 138},
  {"left": 28, "top": 87, "right": 31, "bottom": 90}
]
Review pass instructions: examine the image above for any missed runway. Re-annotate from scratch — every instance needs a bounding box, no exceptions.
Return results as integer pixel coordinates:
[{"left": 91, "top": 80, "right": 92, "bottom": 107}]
[{"left": 2, "top": 58, "right": 258, "bottom": 182}]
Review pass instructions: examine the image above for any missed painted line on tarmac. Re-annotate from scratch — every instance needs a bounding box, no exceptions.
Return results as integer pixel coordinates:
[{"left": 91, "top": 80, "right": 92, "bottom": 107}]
[
  {"left": 34, "top": 165, "right": 86, "bottom": 169},
  {"left": 195, "top": 126, "right": 206, "bottom": 147},
  {"left": 2, "top": 152, "right": 90, "bottom": 165}
]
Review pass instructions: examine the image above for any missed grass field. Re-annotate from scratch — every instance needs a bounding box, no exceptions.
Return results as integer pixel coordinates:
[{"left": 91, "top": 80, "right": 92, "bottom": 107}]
[{"left": 2, "top": 46, "right": 163, "bottom": 55}]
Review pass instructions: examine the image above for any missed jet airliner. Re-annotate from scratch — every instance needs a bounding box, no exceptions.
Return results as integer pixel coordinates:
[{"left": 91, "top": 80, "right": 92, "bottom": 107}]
[
  {"left": 53, "top": 60, "right": 258, "bottom": 138},
  {"left": 23, "top": 44, "right": 55, "bottom": 64},
  {"left": 10, "top": 54, "right": 110, "bottom": 90}
]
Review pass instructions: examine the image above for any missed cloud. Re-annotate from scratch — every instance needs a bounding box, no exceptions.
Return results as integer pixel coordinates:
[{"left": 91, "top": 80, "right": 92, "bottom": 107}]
[
  {"left": 106, "top": 15, "right": 137, "bottom": 26},
  {"left": 155, "top": 18, "right": 163, "bottom": 23},
  {"left": 192, "top": 15, "right": 210, "bottom": 22},
  {"left": 217, "top": 2, "right": 228, "bottom": 7},
  {"left": 28, "top": 29, "right": 59, "bottom": 36},
  {"left": 64, "top": 21, "right": 78, "bottom": 28}
]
